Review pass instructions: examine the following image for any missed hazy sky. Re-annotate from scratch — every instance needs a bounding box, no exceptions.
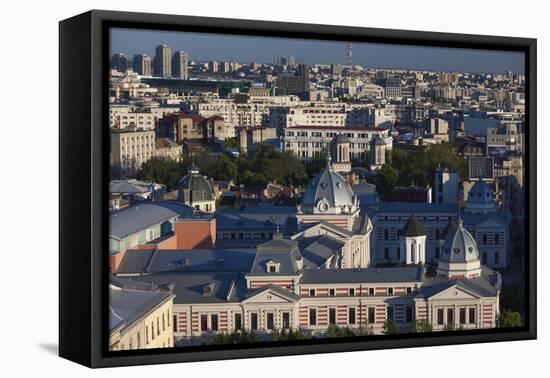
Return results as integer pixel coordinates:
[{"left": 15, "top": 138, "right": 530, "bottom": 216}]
[{"left": 111, "top": 28, "right": 525, "bottom": 74}]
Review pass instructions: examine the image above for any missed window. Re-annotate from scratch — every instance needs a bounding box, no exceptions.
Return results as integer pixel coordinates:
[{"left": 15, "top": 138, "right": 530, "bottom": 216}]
[
  {"left": 250, "top": 313, "right": 258, "bottom": 330},
  {"left": 483, "top": 252, "right": 487, "bottom": 264},
  {"left": 267, "top": 313, "right": 275, "bottom": 330},
  {"left": 437, "top": 309, "right": 444, "bottom": 325},
  {"left": 368, "top": 307, "right": 375, "bottom": 324},
  {"left": 469, "top": 308, "right": 476, "bottom": 324},
  {"left": 387, "top": 287, "right": 394, "bottom": 295},
  {"left": 146, "top": 326, "right": 149, "bottom": 343},
  {"left": 495, "top": 233, "right": 500, "bottom": 244},
  {"left": 329, "top": 288, "right": 336, "bottom": 297},
  {"left": 200, "top": 314, "right": 208, "bottom": 331},
  {"left": 482, "top": 233, "right": 488, "bottom": 245},
  {"left": 211, "top": 314, "right": 219, "bottom": 331},
  {"left": 406, "top": 287, "right": 412, "bottom": 294},
  {"left": 447, "top": 308, "right": 454, "bottom": 325},
  {"left": 269, "top": 266, "right": 276, "bottom": 273},
  {"left": 151, "top": 321, "right": 155, "bottom": 339},
  {"left": 329, "top": 308, "right": 336, "bottom": 325},
  {"left": 368, "top": 287, "right": 375, "bottom": 296},
  {"left": 282, "top": 312, "right": 290, "bottom": 329},
  {"left": 387, "top": 306, "right": 394, "bottom": 321},
  {"left": 309, "top": 288, "right": 316, "bottom": 297},
  {"left": 234, "top": 313, "right": 242, "bottom": 330},
  {"left": 435, "top": 246, "right": 440, "bottom": 259},
  {"left": 157, "top": 318, "right": 160, "bottom": 335},
  {"left": 384, "top": 229, "right": 389, "bottom": 240},
  {"left": 137, "top": 332, "right": 141, "bottom": 349},
  {"left": 349, "top": 288, "right": 355, "bottom": 296},
  {"left": 349, "top": 307, "right": 356, "bottom": 324},
  {"left": 162, "top": 313, "right": 166, "bottom": 331},
  {"left": 459, "top": 308, "right": 466, "bottom": 324},
  {"left": 405, "top": 306, "right": 413, "bottom": 323},
  {"left": 173, "top": 315, "right": 178, "bottom": 332},
  {"left": 309, "top": 308, "right": 317, "bottom": 326},
  {"left": 384, "top": 248, "right": 390, "bottom": 260},
  {"left": 495, "top": 251, "right": 500, "bottom": 264}
]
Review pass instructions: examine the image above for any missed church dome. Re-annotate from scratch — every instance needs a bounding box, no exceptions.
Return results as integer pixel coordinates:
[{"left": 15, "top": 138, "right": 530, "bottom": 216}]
[
  {"left": 177, "top": 165, "right": 215, "bottom": 203},
  {"left": 440, "top": 221, "right": 479, "bottom": 264},
  {"left": 465, "top": 178, "right": 496, "bottom": 214},
  {"left": 301, "top": 158, "right": 358, "bottom": 214}
]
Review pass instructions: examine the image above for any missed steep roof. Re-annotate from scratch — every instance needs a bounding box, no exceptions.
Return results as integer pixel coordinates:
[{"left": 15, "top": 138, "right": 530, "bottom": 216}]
[{"left": 400, "top": 214, "right": 428, "bottom": 237}]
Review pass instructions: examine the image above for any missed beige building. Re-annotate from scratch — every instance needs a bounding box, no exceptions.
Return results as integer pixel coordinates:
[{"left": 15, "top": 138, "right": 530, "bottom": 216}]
[
  {"left": 155, "top": 138, "right": 183, "bottom": 161},
  {"left": 110, "top": 128, "right": 156, "bottom": 177},
  {"left": 109, "top": 284, "right": 175, "bottom": 351}
]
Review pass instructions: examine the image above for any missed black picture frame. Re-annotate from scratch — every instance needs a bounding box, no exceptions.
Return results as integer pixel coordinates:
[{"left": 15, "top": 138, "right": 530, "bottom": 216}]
[{"left": 59, "top": 9, "right": 537, "bottom": 368}]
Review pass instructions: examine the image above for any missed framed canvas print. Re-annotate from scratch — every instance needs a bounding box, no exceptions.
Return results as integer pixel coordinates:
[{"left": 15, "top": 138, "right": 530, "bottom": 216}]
[{"left": 59, "top": 10, "right": 537, "bottom": 368}]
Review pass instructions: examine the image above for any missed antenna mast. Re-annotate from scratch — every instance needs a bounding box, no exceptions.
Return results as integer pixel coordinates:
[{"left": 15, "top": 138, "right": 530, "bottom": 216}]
[{"left": 347, "top": 42, "right": 353, "bottom": 67}]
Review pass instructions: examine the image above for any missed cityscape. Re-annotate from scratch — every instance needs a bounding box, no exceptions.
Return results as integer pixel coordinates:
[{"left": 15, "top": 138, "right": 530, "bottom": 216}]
[{"left": 108, "top": 28, "right": 526, "bottom": 351}]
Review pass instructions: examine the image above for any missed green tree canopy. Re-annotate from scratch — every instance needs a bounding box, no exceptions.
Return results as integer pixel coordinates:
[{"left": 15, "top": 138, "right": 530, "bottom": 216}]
[
  {"left": 382, "top": 320, "right": 400, "bottom": 335},
  {"left": 498, "top": 310, "right": 522, "bottom": 328}
]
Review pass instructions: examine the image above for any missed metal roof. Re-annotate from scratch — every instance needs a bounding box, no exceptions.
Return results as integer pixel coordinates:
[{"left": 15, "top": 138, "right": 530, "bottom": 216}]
[
  {"left": 110, "top": 203, "right": 178, "bottom": 239},
  {"left": 109, "top": 285, "right": 174, "bottom": 332},
  {"left": 299, "top": 266, "right": 424, "bottom": 284}
]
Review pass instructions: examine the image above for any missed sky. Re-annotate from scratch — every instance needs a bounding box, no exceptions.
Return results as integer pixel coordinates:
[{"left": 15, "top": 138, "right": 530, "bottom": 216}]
[{"left": 111, "top": 28, "right": 525, "bottom": 74}]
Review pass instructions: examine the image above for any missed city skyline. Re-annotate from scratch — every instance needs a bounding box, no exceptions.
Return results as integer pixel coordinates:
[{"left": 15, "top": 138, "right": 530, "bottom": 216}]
[{"left": 111, "top": 27, "right": 525, "bottom": 74}]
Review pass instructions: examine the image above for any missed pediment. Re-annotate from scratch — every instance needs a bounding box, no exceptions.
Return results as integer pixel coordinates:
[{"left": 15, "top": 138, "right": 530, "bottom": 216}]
[
  {"left": 292, "top": 222, "right": 349, "bottom": 240},
  {"left": 429, "top": 284, "right": 481, "bottom": 300},
  {"left": 243, "top": 287, "right": 299, "bottom": 304}
]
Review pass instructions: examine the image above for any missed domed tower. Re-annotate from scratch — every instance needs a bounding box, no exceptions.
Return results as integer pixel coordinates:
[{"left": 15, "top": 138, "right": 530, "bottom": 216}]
[
  {"left": 370, "top": 136, "right": 387, "bottom": 170},
  {"left": 399, "top": 214, "right": 428, "bottom": 265},
  {"left": 465, "top": 178, "right": 496, "bottom": 214},
  {"left": 298, "top": 157, "right": 360, "bottom": 231},
  {"left": 437, "top": 220, "right": 481, "bottom": 278},
  {"left": 330, "top": 134, "right": 352, "bottom": 173},
  {"left": 177, "top": 165, "right": 216, "bottom": 213}
]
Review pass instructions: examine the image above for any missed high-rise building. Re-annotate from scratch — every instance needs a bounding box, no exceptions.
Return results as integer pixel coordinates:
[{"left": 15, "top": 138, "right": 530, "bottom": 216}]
[
  {"left": 209, "top": 61, "right": 219, "bottom": 73},
  {"left": 132, "top": 54, "right": 152, "bottom": 76},
  {"left": 111, "top": 53, "right": 129, "bottom": 72},
  {"left": 154, "top": 45, "right": 172, "bottom": 78},
  {"left": 171, "top": 50, "right": 189, "bottom": 79},
  {"left": 220, "top": 61, "right": 231, "bottom": 73}
]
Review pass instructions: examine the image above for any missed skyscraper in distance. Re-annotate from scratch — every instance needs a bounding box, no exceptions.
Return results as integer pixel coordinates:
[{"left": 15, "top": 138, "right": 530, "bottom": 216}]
[
  {"left": 154, "top": 45, "right": 172, "bottom": 78},
  {"left": 111, "top": 53, "right": 128, "bottom": 72},
  {"left": 172, "top": 50, "right": 189, "bottom": 79},
  {"left": 133, "top": 54, "right": 152, "bottom": 76}
]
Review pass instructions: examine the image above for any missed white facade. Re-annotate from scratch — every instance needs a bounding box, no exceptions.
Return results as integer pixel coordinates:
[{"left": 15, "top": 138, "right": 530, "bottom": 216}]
[{"left": 283, "top": 126, "right": 392, "bottom": 162}]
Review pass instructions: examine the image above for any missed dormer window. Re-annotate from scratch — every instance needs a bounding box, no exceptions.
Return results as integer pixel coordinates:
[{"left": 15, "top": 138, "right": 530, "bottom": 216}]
[{"left": 266, "top": 259, "right": 281, "bottom": 273}]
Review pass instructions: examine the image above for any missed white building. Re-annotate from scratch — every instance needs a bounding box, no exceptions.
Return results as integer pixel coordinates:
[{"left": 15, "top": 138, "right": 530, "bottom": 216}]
[{"left": 283, "top": 126, "right": 392, "bottom": 163}]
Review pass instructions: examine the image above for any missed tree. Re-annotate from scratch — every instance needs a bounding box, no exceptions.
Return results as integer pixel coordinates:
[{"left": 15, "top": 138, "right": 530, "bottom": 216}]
[
  {"left": 209, "top": 154, "right": 238, "bottom": 182},
  {"left": 410, "top": 320, "right": 433, "bottom": 333},
  {"left": 223, "top": 137, "right": 239, "bottom": 149},
  {"left": 325, "top": 325, "right": 355, "bottom": 338},
  {"left": 382, "top": 320, "right": 400, "bottom": 335},
  {"left": 272, "top": 329, "right": 311, "bottom": 341},
  {"left": 210, "top": 330, "right": 260, "bottom": 344},
  {"left": 444, "top": 322, "right": 456, "bottom": 331},
  {"left": 378, "top": 164, "right": 400, "bottom": 193},
  {"left": 498, "top": 310, "right": 522, "bottom": 328},
  {"left": 138, "top": 156, "right": 182, "bottom": 190}
]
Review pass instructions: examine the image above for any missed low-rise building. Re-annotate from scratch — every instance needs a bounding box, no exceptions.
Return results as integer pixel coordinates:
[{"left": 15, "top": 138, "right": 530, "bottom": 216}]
[{"left": 109, "top": 284, "right": 175, "bottom": 351}]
